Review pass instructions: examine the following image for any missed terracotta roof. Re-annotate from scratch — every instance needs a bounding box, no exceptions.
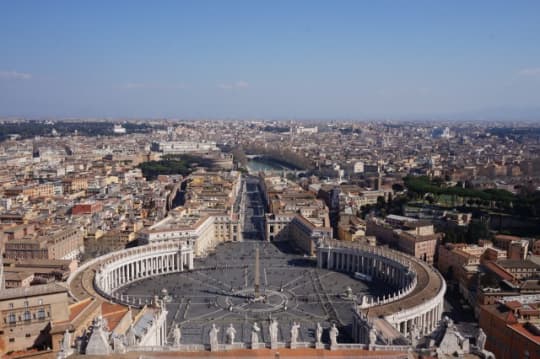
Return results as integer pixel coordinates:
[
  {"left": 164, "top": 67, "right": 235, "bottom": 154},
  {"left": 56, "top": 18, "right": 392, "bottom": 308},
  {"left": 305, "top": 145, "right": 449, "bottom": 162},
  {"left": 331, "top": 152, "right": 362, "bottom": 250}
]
[
  {"left": 495, "top": 234, "right": 522, "bottom": 242},
  {"left": 483, "top": 261, "right": 514, "bottom": 281},
  {"left": 498, "top": 259, "right": 540, "bottom": 269},
  {"left": 101, "top": 302, "right": 129, "bottom": 331},
  {"left": 508, "top": 323, "right": 540, "bottom": 345},
  {"left": 68, "top": 298, "right": 94, "bottom": 322}
]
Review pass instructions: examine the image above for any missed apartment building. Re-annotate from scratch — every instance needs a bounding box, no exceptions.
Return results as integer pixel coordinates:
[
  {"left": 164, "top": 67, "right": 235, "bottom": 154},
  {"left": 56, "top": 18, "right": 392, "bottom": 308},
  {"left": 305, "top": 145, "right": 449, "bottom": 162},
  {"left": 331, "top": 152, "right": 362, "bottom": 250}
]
[
  {"left": 366, "top": 215, "right": 440, "bottom": 264},
  {"left": 5, "top": 226, "right": 84, "bottom": 260}
]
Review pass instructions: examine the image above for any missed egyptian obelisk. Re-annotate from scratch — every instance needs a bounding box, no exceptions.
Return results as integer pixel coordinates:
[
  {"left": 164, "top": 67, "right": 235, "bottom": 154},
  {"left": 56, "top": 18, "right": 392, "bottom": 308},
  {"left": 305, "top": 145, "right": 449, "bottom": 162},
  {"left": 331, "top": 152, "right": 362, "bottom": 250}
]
[{"left": 254, "top": 245, "right": 260, "bottom": 298}]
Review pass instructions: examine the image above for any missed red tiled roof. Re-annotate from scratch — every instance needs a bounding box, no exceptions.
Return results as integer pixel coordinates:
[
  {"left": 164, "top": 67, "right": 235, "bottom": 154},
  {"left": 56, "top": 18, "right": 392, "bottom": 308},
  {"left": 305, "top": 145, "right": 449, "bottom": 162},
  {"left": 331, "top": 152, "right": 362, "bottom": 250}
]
[
  {"left": 68, "top": 298, "right": 93, "bottom": 322},
  {"left": 484, "top": 261, "right": 514, "bottom": 281},
  {"left": 101, "top": 302, "right": 129, "bottom": 331},
  {"left": 508, "top": 323, "right": 540, "bottom": 345}
]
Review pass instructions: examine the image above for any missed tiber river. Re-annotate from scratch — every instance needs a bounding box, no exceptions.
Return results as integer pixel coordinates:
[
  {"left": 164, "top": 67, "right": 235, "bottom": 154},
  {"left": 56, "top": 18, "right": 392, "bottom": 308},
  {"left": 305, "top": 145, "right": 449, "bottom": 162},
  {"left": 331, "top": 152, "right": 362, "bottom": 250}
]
[{"left": 246, "top": 158, "right": 295, "bottom": 172}]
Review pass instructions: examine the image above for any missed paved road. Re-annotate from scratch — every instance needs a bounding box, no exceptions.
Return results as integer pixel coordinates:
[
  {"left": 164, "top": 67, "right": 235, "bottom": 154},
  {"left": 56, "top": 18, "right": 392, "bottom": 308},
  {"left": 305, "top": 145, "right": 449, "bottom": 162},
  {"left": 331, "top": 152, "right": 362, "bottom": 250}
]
[
  {"left": 242, "top": 176, "right": 266, "bottom": 241},
  {"left": 442, "top": 288, "right": 479, "bottom": 340}
]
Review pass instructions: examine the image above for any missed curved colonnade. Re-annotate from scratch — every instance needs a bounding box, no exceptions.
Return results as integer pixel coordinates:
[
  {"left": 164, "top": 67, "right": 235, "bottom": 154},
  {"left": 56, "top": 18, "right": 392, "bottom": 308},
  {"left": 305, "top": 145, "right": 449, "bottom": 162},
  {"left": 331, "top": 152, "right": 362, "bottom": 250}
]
[
  {"left": 317, "top": 240, "right": 446, "bottom": 344},
  {"left": 68, "top": 239, "right": 444, "bottom": 351},
  {"left": 68, "top": 241, "right": 194, "bottom": 306}
]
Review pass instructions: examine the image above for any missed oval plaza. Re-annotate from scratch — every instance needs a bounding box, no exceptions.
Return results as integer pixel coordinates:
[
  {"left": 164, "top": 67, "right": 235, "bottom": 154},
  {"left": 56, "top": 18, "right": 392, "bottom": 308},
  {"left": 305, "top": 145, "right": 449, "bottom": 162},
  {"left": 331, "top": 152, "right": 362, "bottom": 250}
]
[{"left": 66, "top": 172, "right": 446, "bottom": 356}]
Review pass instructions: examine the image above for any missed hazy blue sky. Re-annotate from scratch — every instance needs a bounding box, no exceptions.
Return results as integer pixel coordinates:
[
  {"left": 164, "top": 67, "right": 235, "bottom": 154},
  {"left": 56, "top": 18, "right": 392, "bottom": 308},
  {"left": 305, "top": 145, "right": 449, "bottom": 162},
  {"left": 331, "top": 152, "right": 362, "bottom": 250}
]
[{"left": 1, "top": 1, "right": 540, "bottom": 119}]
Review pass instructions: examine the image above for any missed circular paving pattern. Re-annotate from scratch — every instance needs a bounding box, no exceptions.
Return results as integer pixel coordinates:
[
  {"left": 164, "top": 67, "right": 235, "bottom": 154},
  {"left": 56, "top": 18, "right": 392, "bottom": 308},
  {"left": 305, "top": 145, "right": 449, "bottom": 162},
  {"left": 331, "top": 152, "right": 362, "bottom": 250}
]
[
  {"left": 119, "top": 240, "right": 390, "bottom": 345},
  {"left": 217, "top": 288, "right": 289, "bottom": 313}
]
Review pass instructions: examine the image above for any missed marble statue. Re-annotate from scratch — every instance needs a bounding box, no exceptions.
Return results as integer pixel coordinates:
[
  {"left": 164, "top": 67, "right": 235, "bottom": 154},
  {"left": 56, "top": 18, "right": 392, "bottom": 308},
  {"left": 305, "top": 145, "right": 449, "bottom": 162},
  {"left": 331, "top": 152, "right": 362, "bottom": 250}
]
[
  {"left": 126, "top": 325, "right": 137, "bottom": 347},
  {"left": 329, "top": 323, "right": 339, "bottom": 346},
  {"left": 409, "top": 324, "right": 419, "bottom": 347},
  {"left": 251, "top": 322, "right": 261, "bottom": 345},
  {"left": 85, "top": 316, "right": 112, "bottom": 355},
  {"left": 290, "top": 322, "right": 300, "bottom": 344},
  {"left": 269, "top": 319, "right": 279, "bottom": 343},
  {"left": 315, "top": 323, "right": 323, "bottom": 344},
  {"left": 369, "top": 327, "right": 377, "bottom": 346},
  {"left": 101, "top": 317, "right": 109, "bottom": 332},
  {"left": 476, "top": 328, "right": 486, "bottom": 351},
  {"left": 112, "top": 335, "right": 126, "bottom": 354},
  {"left": 209, "top": 323, "right": 220, "bottom": 348},
  {"left": 226, "top": 324, "right": 236, "bottom": 344},
  {"left": 172, "top": 324, "right": 181, "bottom": 346},
  {"left": 61, "top": 329, "right": 71, "bottom": 352}
]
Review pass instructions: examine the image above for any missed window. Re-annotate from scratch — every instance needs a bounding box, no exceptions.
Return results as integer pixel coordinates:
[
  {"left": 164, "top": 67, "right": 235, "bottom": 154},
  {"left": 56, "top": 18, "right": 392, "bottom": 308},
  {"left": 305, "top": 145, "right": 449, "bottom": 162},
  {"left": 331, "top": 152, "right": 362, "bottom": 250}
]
[
  {"left": 37, "top": 309, "right": 46, "bottom": 320},
  {"left": 24, "top": 301, "right": 29, "bottom": 307},
  {"left": 9, "top": 338, "right": 15, "bottom": 343},
  {"left": 9, "top": 303, "right": 13, "bottom": 309},
  {"left": 24, "top": 311, "right": 31, "bottom": 321},
  {"left": 38, "top": 299, "right": 43, "bottom": 305},
  {"left": 8, "top": 313, "right": 16, "bottom": 324}
]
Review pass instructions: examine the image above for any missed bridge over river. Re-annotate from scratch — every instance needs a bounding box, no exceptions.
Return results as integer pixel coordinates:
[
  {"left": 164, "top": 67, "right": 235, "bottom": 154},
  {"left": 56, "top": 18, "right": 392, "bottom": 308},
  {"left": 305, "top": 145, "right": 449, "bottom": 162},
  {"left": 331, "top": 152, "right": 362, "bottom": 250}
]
[{"left": 246, "top": 157, "right": 306, "bottom": 176}]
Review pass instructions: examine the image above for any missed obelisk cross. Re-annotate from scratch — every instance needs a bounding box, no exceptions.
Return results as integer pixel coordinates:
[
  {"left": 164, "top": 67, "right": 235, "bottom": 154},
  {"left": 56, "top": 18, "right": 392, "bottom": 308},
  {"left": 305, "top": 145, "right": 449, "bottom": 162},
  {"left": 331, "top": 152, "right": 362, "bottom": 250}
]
[{"left": 254, "top": 245, "right": 260, "bottom": 297}]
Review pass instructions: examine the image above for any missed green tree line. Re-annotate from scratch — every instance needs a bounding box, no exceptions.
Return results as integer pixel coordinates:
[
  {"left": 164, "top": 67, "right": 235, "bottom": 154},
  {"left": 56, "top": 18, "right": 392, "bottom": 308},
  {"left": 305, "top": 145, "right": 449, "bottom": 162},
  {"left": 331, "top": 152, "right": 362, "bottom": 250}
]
[
  {"left": 138, "top": 154, "right": 213, "bottom": 180},
  {"left": 404, "top": 176, "right": 540, "bottom": 217}
]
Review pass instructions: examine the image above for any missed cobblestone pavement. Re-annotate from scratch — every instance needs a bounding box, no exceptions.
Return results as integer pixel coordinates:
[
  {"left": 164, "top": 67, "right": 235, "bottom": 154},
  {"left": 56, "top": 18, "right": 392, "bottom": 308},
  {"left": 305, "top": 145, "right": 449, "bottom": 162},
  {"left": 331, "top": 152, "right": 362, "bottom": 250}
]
[
  {"left": 120, "top": 240, "right": 388, "bottom": 345},
  {"left": 120, "top": 176, "right": 389, "bottom": 346}
]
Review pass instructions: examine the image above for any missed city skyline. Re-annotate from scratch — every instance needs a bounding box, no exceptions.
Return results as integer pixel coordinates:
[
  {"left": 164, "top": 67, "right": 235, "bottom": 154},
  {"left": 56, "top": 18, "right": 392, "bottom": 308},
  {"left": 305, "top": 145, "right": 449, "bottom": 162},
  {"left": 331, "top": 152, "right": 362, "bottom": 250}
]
[{"left": 1, "top": 0, "right": 540, "bottom": 119}]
